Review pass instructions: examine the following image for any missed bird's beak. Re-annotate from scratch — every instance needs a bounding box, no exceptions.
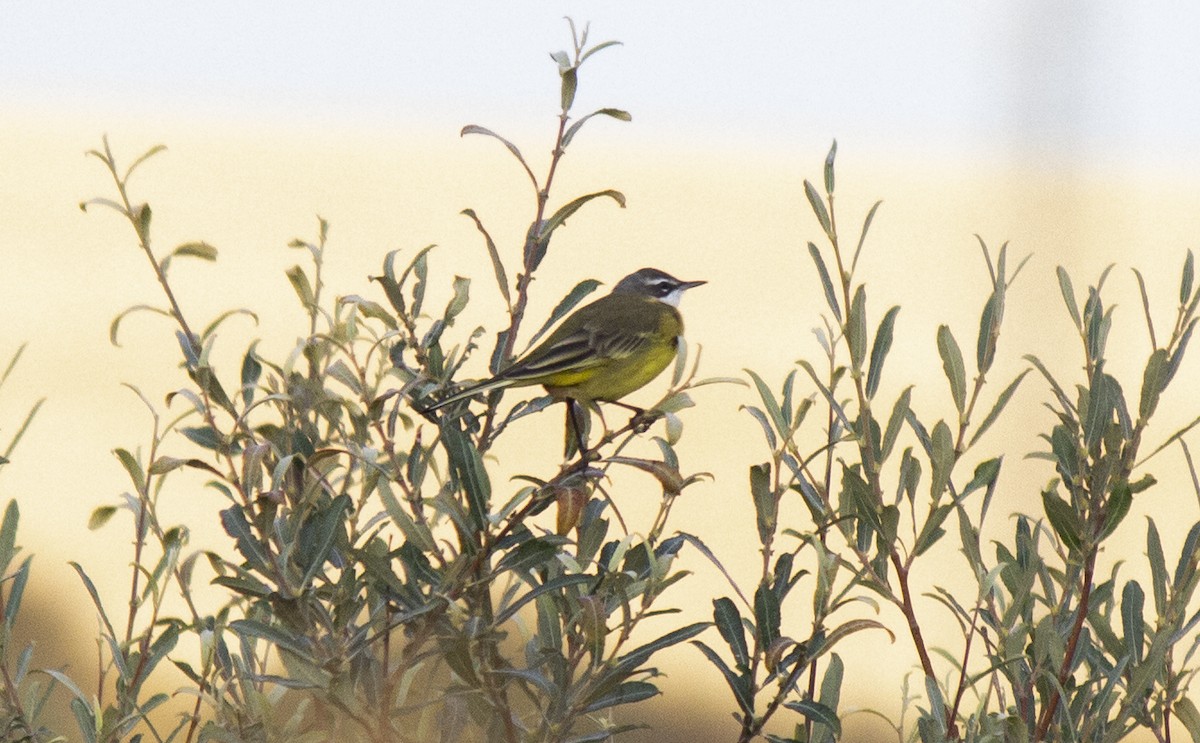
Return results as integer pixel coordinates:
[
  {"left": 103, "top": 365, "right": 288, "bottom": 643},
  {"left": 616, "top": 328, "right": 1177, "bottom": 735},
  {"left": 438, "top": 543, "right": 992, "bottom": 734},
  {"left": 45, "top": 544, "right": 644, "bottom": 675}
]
[{"left": 681, "top": 279, "right": 707, "bottom": 290}]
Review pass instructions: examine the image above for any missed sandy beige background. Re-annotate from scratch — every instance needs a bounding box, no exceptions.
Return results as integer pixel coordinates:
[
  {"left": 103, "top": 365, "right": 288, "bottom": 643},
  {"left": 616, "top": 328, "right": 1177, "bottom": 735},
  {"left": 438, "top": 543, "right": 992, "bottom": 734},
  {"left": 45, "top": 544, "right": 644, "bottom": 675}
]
[{"left": 2, "top": 4, "right": 1199, "bottom": 741}]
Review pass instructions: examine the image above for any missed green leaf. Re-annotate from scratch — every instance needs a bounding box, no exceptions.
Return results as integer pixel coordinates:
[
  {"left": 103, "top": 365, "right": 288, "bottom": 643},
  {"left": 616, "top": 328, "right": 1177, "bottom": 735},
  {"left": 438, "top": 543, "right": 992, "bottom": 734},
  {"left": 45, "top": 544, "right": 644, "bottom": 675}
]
[
  {"left": 750, "top": 463, "right": 776, "bottom": 545},
  {"left": 613, "top": 622, "right": 709, "bottom": 674},
  {"left": 823, "top": 139, "right": 837, "bottom": 194},
  {"left": 219, "top": 507, "right": 272, "bottom": 574},
  {"left": 537, "top": 190, "right": 626, "bottom": 253},
  {"left": 976, "top": 290, "right": 1002, "bottom": 374},
  {"left": 914, "top": 504, "right": 952, "bottom": 556},
  {"left": 1173, "top": 696, "right": 1200, "bottom": 743},
  {"left": 443, "top": 276, "right": 470, "bottom": 323},
  {"left": 1183, "top": 249, "right": 1195, "bottom": 306},
  {"left": 584, "top": 681, "right": 658, "bottom": 713},
  {"left": 2, "top": 557, "right": 29, "bottom": 629},
  {"left": 181, "top": 425, "right": 223, "bottom": 451},
  {"left": 460, "top": 124, "right": 531, "bottom": 174},
  {"left": 1102, "top": 483, "right": 1132, "bottom": 539},
  {"left": 847, "top": 286, "right": 867, "bottom": 370},
  {"left": 1057, "top": 266, "right": 1082, "bottom": 330},
  {"left": 1042, "top": 489, "right": 1082, "bottom": 552},
  {"left": 969, "top": 370, "right": 1029, "bottom": 448},
  {"left": 807, "top": 242, "right": 841, "bottom": 322},
  {"left": 1175, "top": 522, "right": 1200, "bottom": 587},
  {"left": 1139, "top": 348, "right": 1169, "bottom": 421},
  {"left": 713, "top": 597, "right": 749, "bottom": 670},
  {"left": 812, "top": 653, "right": 845, "bottom": 743},
  {"left": 881, "top": 387, "right": 912, "bottom": 462},
  {"left": 299, "top": 496, "right": 349, "bottom": 588},
  {"left": 754, "top": 582, "right": 781, "bottom": 647},
  {"left": 1084, "top": 372, "right": 1118, "bottom": 449},
  {"left": 784, "top": 700, "right": 841, "bottom": 738},
  {"left": 693, "top": 640, "right": 753, "bottom": 715},
  {"left": 851, "top": 201, "right": 883, "bottom": 274},
  {"left": 1147, "top": 519, "right": 1168, "bottom": 616},
  {"left": 460, "top": 209, "right": 511, "bottom": 311},
  {"left": 492, "top": 575, "right": 593, "bottom": 626},
  {"left": 340, "top": 295, "right": 398, "bottom": 331},
  {"left": 1168, "top": 318, "right": 1197, "bottom": 385},
  {"left": 0, "top": 501, "right": 18, "bottom": 576},
  {"left": 937, "top": 325, "right": 967, "bottom": 415},
  {"left": 285, "top": 265, "right": 315, "bottom": 309},
  {"left": 866, "top": 306, "right": 900, "bottom": 398},
  {"left": 240, "top": 343, "right": 262, "bottom": 407},
  {"left": 804, "top": 180, "right": 833, "bottom": 239},
  {"left": 929, "top": 421, "right": 954, "bottom": 499},
  {"left": 560, "top": 66, "right": 577, "bottom": 111},
  {"left": 1121, "top": 580, "right": 1144, "bottom": 664},
  {"left": 746, "top": 370, "right": 787, "bottom": 439},
  {"left": 88, "top": 506, "right": 118, "bottom": 531},
  {"left": 441, "top": 424, "right": 491, "bottom": 531},
  {"left": 562, "top": 107, "right": 632, "bottom": 148},
  {"left": 170, "top": 241, "right": 217, "bottom": 261},
  {"left": 231, "top": 619, "right": 310, "bottom": 656}
]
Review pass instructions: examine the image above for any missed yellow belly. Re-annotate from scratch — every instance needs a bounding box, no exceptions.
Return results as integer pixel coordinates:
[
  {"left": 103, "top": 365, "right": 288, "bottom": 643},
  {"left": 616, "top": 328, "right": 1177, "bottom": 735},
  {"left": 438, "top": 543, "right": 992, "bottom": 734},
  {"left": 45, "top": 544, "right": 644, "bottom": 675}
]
[{"left": 542, "top": 340, "right": 677, "bottom": 403}]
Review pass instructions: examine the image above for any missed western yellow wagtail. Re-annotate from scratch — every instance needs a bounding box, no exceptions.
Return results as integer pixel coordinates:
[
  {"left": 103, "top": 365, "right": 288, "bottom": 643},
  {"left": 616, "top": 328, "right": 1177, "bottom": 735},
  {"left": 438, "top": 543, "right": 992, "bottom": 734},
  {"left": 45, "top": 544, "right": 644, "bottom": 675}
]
[{"left": 420, "top": 267, "right": 704, "bottom": 447}]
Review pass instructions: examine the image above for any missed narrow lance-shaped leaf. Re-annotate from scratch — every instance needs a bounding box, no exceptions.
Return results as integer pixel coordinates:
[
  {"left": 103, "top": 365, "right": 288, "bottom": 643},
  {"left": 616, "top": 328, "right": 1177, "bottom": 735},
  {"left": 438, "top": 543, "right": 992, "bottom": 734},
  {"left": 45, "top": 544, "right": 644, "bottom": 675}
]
[
  {"left": 808, "top": 242, "right": 841, "bottom": 321},
  {"left": 1147, "top": 518, "right": 1168, "bottom": 617},
  {"left": 712, "top": 597, "right": 749, "bottom": 670},
  {"left": 746, "top": 369, "right": 787, "bottom": 440},
  {"left": 536, "top": 190, "right": 626, "bottom": 254},
  {"left": 1139, "top": 348, "right": 1169, "bottom": 421},
  {"left": 977, "top": 290, "right": 1003, "bottom": 375},
  {"left": 1167, "top": 318, "right": 1196, "bottom": 385},
  {"left": 1084, "top": 372, "right": 1118, "bottom": 450},
  {"left": 847, "top": 286, "right": 867, "bottom": 370},
  {"left": 937, "top": 325, "right": 967, "bottom": 415},
  {"left": 460, "top": 125, "right": 534, "bottom": 184},
  {"left": 441, "top": 423, "right": 491, "bottom": 532},
  {"left": 1042, "top": 488, "right": 1082, "bottom": 553},
  {"left": 562, "top": 108, "right": 632, "bottom": 148},
  {"left": 692, "top": 640, "right": 753, "bottom": 716},
  {"left": 0, "top": 501, "right": 18, "bottom": 577},
  {"left": 823, "top": 139, "right": 837, "bottom": 194},
  {"left": 929, "top": 421, "right": 954, "bottom": 499},
  {"left": 460, "top": 209, "right": 511, "bottom": 311},
  {"left": 866, "top": 306, "right": 900, "bottom": 398},
  {"left": 754, "top": 582, "right": 781, "bottom": 647},
  {"left": 851, "top": 200, "right": 882, "bottom": 274},
  {"left": 804, "top": 180, "right": 833, "bottom": 240},
  {"left": 968, "top": 369, "right": 1029, "bottom": 448},
  {"left": 750, "top": 463, "right": 776, "bottom": 545},
  {"left": 1121, "top": 580, "right": 1145, "bottom": 664},
  {"left": 1057, "top": 266, "right": 1082, "bottom": 330},
  {"left": 1183, "top": 249, "right": 1195, "bottom": 306}
]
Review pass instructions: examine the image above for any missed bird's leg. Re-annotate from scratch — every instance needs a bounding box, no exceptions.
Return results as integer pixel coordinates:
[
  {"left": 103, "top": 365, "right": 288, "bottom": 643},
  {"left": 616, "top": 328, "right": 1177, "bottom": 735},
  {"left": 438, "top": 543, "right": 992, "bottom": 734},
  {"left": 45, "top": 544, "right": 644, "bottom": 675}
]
[
  {"left": 606, "top": 399, "right": 661, "bottom": 434},
  {"left": 565, "top": 399, "right": 598, "bottom": 461}
]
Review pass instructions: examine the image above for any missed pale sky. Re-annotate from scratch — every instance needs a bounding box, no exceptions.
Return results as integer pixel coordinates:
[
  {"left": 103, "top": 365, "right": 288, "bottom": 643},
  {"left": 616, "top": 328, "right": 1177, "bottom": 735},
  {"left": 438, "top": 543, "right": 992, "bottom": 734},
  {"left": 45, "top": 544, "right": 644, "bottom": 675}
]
[{"left": 4, "top": 2, "right": 1199, "bottom": 169}]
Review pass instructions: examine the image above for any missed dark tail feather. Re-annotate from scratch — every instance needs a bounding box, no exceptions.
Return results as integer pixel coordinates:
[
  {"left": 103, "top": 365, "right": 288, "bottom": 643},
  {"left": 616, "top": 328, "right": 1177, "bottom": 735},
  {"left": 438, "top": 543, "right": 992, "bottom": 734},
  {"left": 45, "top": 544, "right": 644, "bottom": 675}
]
[{"left": 419, "top": 377, "right": 514, "bottom": 413}]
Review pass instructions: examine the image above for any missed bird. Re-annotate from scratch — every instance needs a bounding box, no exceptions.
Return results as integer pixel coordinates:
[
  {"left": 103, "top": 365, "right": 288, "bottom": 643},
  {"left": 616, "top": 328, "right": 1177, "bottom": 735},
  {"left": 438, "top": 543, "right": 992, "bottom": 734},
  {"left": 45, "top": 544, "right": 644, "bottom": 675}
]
[{"left": 419, "top": 267, "right": 704, "bottom": 447}]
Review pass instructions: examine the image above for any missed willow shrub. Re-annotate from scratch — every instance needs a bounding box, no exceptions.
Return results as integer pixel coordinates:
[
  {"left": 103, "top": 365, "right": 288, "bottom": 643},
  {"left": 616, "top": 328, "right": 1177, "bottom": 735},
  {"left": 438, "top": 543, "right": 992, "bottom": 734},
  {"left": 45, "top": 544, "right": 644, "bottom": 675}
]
[{"left": 3, "top": 20, "right": 1200, "bottom": 743}]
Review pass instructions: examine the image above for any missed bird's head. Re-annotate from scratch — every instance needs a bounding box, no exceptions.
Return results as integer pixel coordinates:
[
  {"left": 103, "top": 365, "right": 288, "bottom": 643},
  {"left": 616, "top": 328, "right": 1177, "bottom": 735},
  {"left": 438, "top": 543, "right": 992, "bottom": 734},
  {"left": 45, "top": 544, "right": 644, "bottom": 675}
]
[{"left": 612, "top": 267, "right": 706, "bottom": 307}]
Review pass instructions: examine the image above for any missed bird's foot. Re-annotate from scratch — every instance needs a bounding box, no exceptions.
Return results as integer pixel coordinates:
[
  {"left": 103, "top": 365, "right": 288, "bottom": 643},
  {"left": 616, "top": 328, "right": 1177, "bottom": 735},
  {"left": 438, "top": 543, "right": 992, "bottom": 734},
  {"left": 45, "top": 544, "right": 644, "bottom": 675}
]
[{"left": 629, "top": 408, "right": 662, "bottom": 434}]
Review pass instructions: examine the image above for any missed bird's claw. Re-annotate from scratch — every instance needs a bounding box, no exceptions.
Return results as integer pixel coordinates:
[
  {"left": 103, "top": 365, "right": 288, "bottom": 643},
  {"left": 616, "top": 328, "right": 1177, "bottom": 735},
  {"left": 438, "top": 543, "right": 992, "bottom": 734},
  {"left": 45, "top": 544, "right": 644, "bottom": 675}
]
[{"left": 630, "top": 409, "right": 662, "bottom": 434}]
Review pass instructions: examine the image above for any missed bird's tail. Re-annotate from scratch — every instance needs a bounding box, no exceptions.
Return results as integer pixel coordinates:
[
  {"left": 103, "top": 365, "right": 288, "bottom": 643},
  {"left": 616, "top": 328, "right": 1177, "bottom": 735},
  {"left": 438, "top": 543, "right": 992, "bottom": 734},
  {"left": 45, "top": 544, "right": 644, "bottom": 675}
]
[{"left": 419, "top": 376, "right": 515, "bottom": 413}]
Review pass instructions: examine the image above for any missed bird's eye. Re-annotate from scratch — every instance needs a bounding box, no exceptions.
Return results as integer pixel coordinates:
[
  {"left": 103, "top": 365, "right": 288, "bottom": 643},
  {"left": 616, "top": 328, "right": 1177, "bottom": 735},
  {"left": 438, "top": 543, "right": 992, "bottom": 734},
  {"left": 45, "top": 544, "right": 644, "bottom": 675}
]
[{"left": 652, "top": 281, "right": 673, "bottom": 296}]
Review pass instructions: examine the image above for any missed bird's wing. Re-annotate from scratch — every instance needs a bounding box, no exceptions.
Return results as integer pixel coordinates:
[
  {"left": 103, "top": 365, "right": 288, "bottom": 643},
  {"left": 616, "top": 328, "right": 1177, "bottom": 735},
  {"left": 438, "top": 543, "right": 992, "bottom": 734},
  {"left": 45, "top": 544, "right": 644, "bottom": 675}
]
[{"left": 501, "top": 319, "right": 658, "bottom": 382}]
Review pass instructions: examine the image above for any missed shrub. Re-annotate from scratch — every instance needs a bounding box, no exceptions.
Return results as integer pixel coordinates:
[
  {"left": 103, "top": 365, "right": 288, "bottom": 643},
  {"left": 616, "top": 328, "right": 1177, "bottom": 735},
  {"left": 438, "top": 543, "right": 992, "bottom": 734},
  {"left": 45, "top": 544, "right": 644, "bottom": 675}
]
[{"left": 2, "top": 19, "right": 1199, "bottom": 743}]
